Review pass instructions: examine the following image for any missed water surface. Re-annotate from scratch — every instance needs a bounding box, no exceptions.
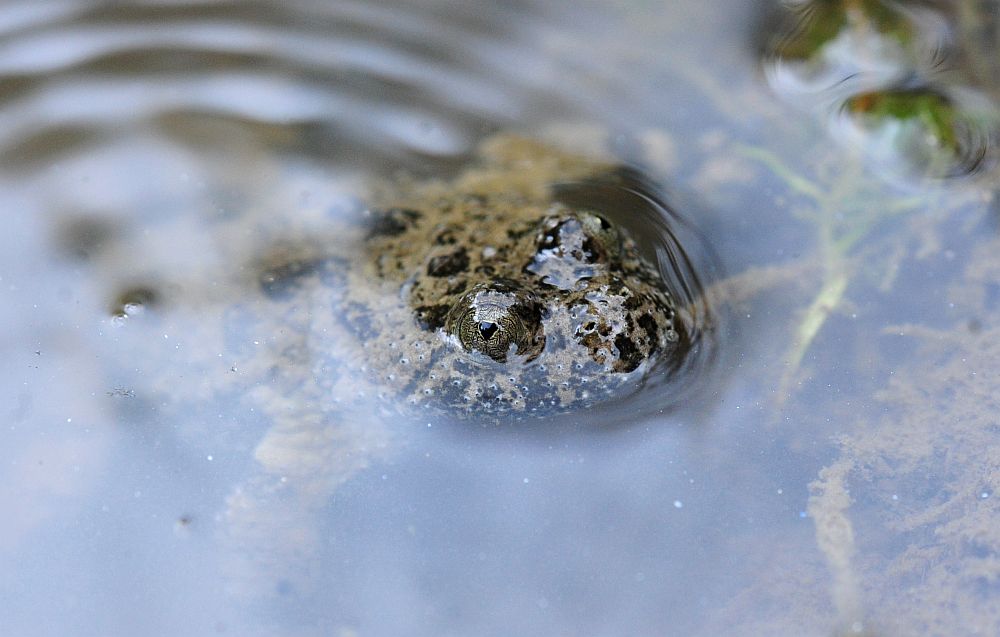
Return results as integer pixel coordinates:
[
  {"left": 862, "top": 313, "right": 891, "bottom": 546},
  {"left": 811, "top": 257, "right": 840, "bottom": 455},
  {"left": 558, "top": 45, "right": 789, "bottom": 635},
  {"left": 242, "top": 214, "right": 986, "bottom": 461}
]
[{"left": 2, "top": 1, "right": 999, "bottom": 636}]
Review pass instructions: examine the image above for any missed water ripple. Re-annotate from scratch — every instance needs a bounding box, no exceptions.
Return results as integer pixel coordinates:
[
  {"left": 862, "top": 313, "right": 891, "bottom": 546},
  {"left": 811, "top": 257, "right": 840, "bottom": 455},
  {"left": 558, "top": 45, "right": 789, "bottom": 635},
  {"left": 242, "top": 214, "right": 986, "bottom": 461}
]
[{"left": 0, "top": 0, "right": 573, "bottom": 166}]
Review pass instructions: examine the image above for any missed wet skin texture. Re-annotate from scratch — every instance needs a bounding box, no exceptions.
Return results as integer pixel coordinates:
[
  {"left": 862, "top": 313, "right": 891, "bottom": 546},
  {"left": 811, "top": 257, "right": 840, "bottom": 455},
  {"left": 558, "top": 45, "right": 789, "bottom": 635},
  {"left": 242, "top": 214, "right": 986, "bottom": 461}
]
[
  {"left": 252, "top": 136, "right": 698, "bottom": 420},
  {"left": 264, "top": 136, "right": 694, "bottom": 416},
  {"left": 368, "top": 199, "right": 681, "bottom": 373}
]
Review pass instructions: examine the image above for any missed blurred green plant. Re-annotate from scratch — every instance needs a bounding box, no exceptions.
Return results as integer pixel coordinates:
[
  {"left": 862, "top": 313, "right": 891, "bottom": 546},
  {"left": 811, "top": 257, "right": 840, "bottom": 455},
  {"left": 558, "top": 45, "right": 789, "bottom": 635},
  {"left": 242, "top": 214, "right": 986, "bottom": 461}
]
[
  {"left": 841, "top": 87, "right": 993, "bottom": 178},
  {"left": 775, "top": 0, "right": 917, "bottom": 63}
]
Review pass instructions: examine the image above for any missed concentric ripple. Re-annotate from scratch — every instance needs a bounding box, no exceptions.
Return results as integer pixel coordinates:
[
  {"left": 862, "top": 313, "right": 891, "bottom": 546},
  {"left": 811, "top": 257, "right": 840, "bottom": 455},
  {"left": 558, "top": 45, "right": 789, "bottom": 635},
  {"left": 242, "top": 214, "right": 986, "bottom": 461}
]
[
  {"left": 0, "top": 0, "right": 717, "bottom": 430},
  {"left": 0, "top": 7, "right": 722, "bottom": 624},
  {"left": 0, "top": 1, "right": 582, "bottom": 169},
  {"left": 551, "top": 167, "right": 717, "bottom": 418}
]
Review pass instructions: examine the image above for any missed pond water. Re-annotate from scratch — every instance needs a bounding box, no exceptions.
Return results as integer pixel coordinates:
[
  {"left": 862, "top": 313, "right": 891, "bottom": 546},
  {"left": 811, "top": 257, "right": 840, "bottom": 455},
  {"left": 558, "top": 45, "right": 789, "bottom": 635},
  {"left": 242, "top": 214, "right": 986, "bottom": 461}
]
[{"left": 2, "top": 1, "right": 999, "bottom": 636}]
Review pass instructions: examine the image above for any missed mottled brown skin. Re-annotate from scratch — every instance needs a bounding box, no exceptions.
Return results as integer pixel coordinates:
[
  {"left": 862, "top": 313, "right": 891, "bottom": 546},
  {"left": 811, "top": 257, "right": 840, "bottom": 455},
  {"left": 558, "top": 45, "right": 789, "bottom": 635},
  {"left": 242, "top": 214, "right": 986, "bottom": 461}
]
[
  {"left": 101, "top": 135, "right": 697, "bottom": 601},
  {"left": 332, "top": 135, "right": 686, "bottom": 415}
]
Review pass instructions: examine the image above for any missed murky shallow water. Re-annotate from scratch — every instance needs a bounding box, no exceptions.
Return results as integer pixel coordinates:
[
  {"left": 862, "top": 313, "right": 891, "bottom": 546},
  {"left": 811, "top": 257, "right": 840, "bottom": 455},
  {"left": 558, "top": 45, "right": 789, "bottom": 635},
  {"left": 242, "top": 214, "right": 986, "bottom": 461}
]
[{"left": 2, "top": 1, "right": 999, "bottom": 636}]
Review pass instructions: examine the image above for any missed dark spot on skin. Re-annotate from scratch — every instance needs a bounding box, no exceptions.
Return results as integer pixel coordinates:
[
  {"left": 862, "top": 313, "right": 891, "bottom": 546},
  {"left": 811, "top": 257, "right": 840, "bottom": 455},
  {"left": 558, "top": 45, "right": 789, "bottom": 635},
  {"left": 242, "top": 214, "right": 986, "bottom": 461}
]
[
  {"left": 512, "top": 297, "right": 548, "bottom": 324},
  {"left": 614, "top": 334, "right": 643, "bottom": 372},
  {"left": 538, "top": 231, "right": 559, "bottom": 251},
  {"left": 414, "top": 304, "right": 451, "bottom": 330},
  {"left": 637, "top": 313, "right": 660, "bottom": 347},
  {"left": 506, "top": 225, "right": 534, "bottom": 240},
  {"left": 368, "top": 208, "right": 422, "bottom": 238},
  {"left": 435, "top": 228, "right": 458, "bottom": 245},
  {"left": 622, "top": 291, "right": 643, "bottom": 311},
  {"left": 445, "top": 280, "right": 468, "bottom": 296},
  {"left": 489, "top": 278, "right": 525, "bottom": 295},
  {"left": 427, "top": 248, "right": 470, "bottom": 277}
]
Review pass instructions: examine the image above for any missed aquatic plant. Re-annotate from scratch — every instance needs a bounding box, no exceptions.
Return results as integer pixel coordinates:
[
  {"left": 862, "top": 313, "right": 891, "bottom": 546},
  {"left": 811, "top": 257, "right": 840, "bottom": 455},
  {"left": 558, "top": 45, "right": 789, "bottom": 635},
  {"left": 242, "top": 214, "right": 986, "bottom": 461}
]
[
  {"left": 736, "top": 141, "right": 977, "bottom": 400},
  {"left": 837, "top": 86, "right": 997, "bottom": 179},
  {"left": 764, "top": 0, "right": 947, "bottom": 98}
]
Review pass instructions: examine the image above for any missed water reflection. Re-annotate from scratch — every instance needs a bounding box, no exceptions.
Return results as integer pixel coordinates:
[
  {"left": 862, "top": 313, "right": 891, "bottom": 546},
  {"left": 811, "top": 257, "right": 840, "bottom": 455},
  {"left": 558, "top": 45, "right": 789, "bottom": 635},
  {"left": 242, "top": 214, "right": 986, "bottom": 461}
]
[
  {"left": 2, "top": 0, "right": 999, "bottom": 635},
  {"left": 835, "top": 84, "right": 995, "bottom": 179},
  {"left": 2, "top": 2, "right": 737, "bottom": 633},
  {"left": 763, "top": 0, "right": 950, "bottom": 102},
  {"left": 762, "top": 0, "right": 999, "bottom": 183}
]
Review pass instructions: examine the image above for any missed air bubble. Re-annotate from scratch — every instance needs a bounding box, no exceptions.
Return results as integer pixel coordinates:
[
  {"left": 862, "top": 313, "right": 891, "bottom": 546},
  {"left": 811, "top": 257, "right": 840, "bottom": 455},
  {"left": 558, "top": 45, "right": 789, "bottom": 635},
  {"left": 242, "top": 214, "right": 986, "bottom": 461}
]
[{"left": 109, "top": 286, "right": 158, "bottom": 322}]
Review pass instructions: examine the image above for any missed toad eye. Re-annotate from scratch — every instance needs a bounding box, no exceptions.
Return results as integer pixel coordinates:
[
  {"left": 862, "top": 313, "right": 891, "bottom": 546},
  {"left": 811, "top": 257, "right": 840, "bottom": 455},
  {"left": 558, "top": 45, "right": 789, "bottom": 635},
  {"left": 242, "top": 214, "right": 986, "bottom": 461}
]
[
  {"left": 477, "top": 321, "right": 499, "bottom": 341},
  {"left": 452, "top": 310, "right": 524, "bottom": 362},
  {"left": 445, "top": 282, "right": 545, "bottom": 363}
]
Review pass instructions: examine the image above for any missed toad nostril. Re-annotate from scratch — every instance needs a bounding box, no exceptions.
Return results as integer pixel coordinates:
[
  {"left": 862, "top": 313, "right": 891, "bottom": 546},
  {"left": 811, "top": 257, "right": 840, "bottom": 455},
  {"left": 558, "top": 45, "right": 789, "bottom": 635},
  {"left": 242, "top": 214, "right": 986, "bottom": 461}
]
[{"left": 478, "top": 321, "right": 499, "bottom": 340}]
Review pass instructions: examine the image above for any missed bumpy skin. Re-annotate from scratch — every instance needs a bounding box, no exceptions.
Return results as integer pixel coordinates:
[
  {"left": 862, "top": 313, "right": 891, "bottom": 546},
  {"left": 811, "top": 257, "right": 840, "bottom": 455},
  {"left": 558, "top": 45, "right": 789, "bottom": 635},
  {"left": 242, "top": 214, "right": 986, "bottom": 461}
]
[
  {"left": 99, "top": 134, "right": 694, "bottom": 598},
  {"left": 175, "top": 134, "right": 694, "bottom": 598},
  {"left": 320, "top": 135, "right": 687, "bottom": 415}
]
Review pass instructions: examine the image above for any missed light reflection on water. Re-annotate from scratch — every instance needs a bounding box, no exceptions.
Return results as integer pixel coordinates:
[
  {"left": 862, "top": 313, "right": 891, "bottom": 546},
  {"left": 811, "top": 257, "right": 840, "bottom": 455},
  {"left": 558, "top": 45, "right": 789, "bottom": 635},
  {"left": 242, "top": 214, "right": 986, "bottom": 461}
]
[
  {"left": 1, "top": 1, "right": 999, "bottom": 636},
  {"left": 761, "top": 0, "right": 1000, "bottom": 183}
]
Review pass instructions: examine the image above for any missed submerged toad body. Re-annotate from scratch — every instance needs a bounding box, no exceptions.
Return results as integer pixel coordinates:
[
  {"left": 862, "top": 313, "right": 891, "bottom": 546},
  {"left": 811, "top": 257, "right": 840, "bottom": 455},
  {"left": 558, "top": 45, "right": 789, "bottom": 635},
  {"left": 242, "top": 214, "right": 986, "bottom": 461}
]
[
  {"left": 317, "top": 135, "right": 695, "bottom": 416},
  {"left": 107, "top": 134, "right": 706, "bottom": 597}
]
